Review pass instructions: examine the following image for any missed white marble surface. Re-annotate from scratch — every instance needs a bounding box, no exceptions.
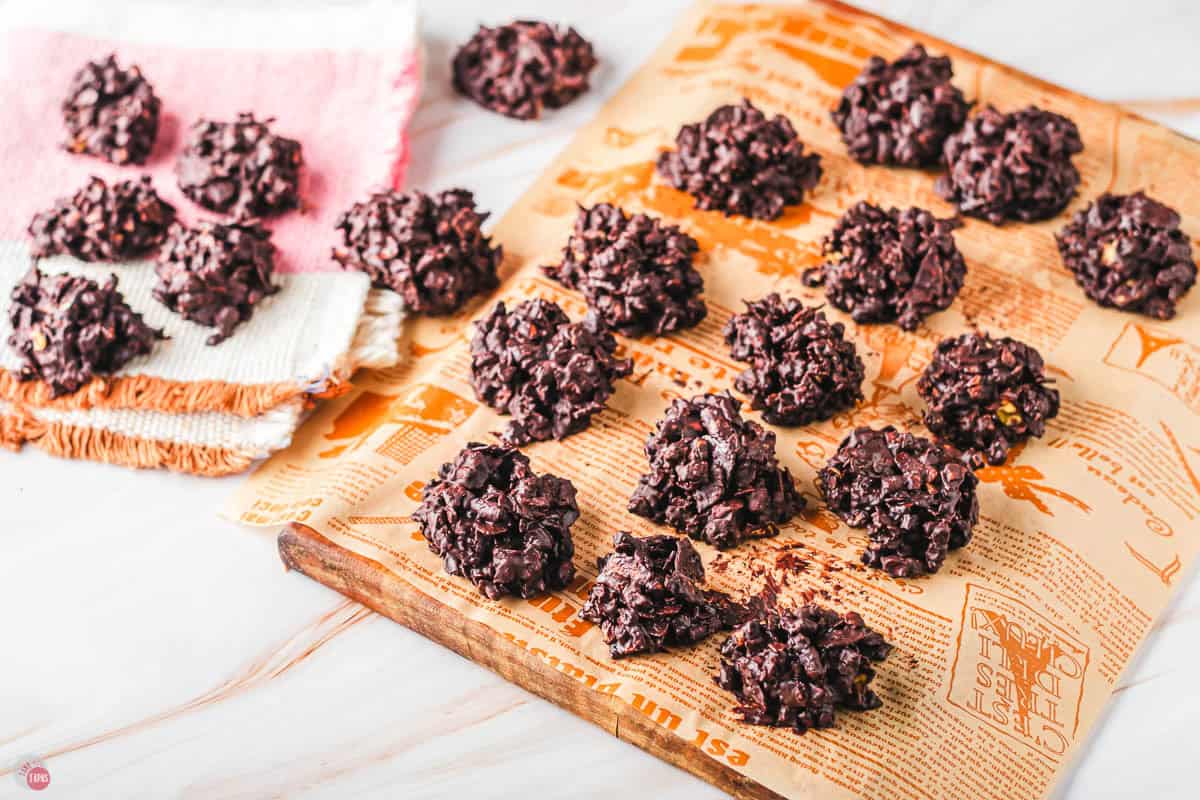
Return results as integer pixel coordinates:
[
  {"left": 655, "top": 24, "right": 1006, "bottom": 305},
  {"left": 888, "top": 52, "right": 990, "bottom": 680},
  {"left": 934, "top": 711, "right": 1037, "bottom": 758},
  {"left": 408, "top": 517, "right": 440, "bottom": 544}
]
[{"left": 3, "top": 1, "right": 1200, "bottom": 798}]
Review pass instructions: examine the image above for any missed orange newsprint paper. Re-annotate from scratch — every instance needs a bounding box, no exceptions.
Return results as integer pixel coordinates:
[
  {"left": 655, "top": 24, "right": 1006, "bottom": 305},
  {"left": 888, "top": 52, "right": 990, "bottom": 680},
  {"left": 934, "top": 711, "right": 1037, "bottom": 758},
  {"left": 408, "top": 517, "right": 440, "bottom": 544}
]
[{"left": 226, "top": 2, "right": 1200, "bottom": 798}]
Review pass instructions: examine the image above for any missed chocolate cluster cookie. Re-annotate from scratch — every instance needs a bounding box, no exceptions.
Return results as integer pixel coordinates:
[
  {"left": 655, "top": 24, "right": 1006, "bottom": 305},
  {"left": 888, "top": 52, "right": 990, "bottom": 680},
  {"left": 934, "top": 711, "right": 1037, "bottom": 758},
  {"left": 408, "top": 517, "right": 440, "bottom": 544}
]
[
  {"left": 808, "top": 201, "right": 965, "bottom": 331},
  {"left": 724, "top": 294, "right": 864, "bottom": 425},
  {"left": 62, "top": 54, "right": 160, "bottom": 166},
  {"left": 28, "top": 177, "right": 176, "bottom": 263},
  {"left": 628, "top": 393, "right": 805, "bottom": 550},
  {"left": 175, "top": 113, "right": 303, "bottom": 217},
  {"left": 819, "top": 426, "right": 978, "bottom": 577},
  {"left": 543, "top": 203, "right": 705, "bottom": 336},
  {"left": 716, "top": 602, "right": 892, "bottom": 733},
  {"left": 657, "top": 99, "right": 822, "bottom": 221},
  {"left": 452, "top": 20, "right": 597, "bottom": 120},
  {"left": 8, "top": 268, "right": 164, "bottom": 397},
  {"left": 581, "top": 531, "right": 743, "bottom": 658},
  {"left": 333, "top": 189, "right": 501, "bottom": 314},
  {"left": 831, "top": 43, "right": 970, "bottom": 167},
  {"left": 412, "top": 443, "right": 577, "bottom": 600},
  {"left": 154, "top": 218, "right": 279, "bottom": 345},
  {"left": 470, "top": 298, "right": 632, "bottom": 446},
  {"left": 918, "top": 332, "right": 1060, "bottom": 466},
  {"left": 937, "top": 105, "right": 1082, "bottom": 224},
  {"left": 1056, "top": 191, "right": 1197, "bottom": 320}
]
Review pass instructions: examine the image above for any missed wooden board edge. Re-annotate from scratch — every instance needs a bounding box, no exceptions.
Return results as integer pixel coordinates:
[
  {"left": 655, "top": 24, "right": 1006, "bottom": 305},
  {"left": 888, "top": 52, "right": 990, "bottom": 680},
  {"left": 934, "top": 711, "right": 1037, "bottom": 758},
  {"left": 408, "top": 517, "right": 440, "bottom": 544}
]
[{"left": 279, "top": 523, "right": 785, "bottom": 800}]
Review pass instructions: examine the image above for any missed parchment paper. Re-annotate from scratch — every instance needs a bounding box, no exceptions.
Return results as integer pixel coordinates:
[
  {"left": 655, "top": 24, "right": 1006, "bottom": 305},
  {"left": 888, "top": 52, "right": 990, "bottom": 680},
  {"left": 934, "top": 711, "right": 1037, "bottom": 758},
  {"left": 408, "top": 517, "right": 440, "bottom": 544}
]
[{"left": 226, "top": 3, "right": 1200, "bottom": 797}]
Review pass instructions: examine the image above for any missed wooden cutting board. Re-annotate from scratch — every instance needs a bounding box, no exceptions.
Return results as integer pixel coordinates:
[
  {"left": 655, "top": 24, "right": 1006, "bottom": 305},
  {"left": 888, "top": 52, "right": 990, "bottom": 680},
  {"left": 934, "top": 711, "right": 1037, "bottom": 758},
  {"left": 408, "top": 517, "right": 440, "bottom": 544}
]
[{"left": 276, "top": 2, "right": 1200, "bottom": 798}]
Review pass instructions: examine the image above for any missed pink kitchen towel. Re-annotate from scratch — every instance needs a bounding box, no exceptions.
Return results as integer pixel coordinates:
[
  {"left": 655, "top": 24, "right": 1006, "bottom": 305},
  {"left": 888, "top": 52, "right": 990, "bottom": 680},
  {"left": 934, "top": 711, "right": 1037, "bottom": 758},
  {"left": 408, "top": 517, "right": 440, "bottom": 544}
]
[{"left": 0, "top": 0, "right": 422, "bottom": 273}]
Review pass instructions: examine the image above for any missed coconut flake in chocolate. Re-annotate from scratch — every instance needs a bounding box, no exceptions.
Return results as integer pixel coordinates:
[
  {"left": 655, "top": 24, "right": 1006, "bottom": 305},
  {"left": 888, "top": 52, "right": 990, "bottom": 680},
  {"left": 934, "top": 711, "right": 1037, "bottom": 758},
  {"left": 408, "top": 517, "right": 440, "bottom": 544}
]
[
  {"left": 656, "top": 99, "right": 823, "bottom": 221},
  {"left": 1055, "top": 191, "right": 1197, "bottom": 320},
  {"left": 62, "top": 54, "right": 160, "bottom": 166},
  {"left": 628, "top": 392, "right": 805, "bottom": 550},
  {"left": 333, "top": 188, "right": 501, "bottom": 314},
  {"left": 28, "top": 176, "right": 176, "bottom": 263},
  {"left": 8, "top": 268, "right": 164, "bottom": 397},
  {"left": 543, "top": 203, "right": 706, "bottom": 336},
  {"left": 451, "top": 20, "right": 597, "bottom": 120},
  {"left": 412, "top": 442, "right": 577, "bottom": 600},
  {"left": 831, "top": 43, "right": 971, "bottom": 167}
]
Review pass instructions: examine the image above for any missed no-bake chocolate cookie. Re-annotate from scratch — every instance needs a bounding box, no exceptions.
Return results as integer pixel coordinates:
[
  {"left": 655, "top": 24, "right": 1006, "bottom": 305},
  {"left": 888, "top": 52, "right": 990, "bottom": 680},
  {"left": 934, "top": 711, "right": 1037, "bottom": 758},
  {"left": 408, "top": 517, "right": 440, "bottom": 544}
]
[
  {"left": 28, "top": 176, "right": 176, "bottom": 263},
  {"left": 717, "top": 601, "right": 892, "bottom": 733},
  {"left": 62, "top": 54, "right": 160, "bottom": 166},
  {"left": 154, "top": 218, "right": 279, "bottom": 345},
  {"left": 412, "top": 443, "right": 577, "bottom": 600},
  {"left": 470, "top": 298, "right": 632, "bottom": 446},
  {"left": 1056, "top": 191, "right": 1197, "bottom": 320},
  {"left": 628, "top": 392, "right": 805, "bottom": 550},
  {"left": 831, "top": 43, "right": 970, "bottom": 167},
  {"left": 807, "top": 201, "right": 965, "bottom": 331},
  {"left": 175, "top": 113, "right": 303, "bottom": 217},
  {"left": 723, "top": 294, "right": 864, "bottom": 425},
  {"left": 937, "top": 105, "right": 1082, "bottom": 224},
  {"left": 334, "top": 188, "right": 501, "bottom": 314},
  {"left": 818, "top": 426, "right": 978, "bottom": 577},
  {"left": 581, "top": 531, "right": 743, "bottom": 658},
  {"left": 656, "top": 99, "right": 822, "bottom": 221},
  {"left": 452, "top": 20, "right": 597, "bottom": 120},
  {"left": 543, "top": 203, "right": 705, "bottom": 336},
  {"left": 918, "top": 332, "right": 1060, "bottom": 467},
  {"left": 8, "top": 268, "right": 164, "bottom": 396}
]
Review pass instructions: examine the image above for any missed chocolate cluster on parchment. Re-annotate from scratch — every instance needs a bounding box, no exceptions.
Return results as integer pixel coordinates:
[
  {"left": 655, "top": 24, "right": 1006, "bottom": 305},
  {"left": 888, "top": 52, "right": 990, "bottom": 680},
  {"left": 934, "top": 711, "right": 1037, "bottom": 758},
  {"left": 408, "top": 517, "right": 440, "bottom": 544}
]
[
  {"left": 807, "top": 201, "right": 965, "bottom": 331},
  {"left": 918, "top": 332, "right": 1060, "bottom": 467},
  {"left": 8, "top": 268, "right": 164, "bottom": 397},
  {"left": 543, "top": 203, "right": 706, "bottom": 336},
  {"left": 724, "top": 294, "right": 864, "bottom": 426},
  {"left": 937, "top": 105, "right": 1083, "bottom": 224},
  {"left": 581, "top": 531, "right": 743, "bottom": 658},
  {"left": 1056, "top": 191, "right": 1197, "bottom": 320},
  {"left": 334, "top": 189, "right": 501, "bottom": 314},
  {"left": 62, "top": 54, "right": 160, "bottom": 166},
  {"left": 716, "top": 601, "right": 892, "bottom": 733},
  {"left": 452, "top": 20, "right": 597, "bottom": 120},
  {"left": 831, "top": 43, "right": 971, "bottom": 167},
  {"left": 657, "top": 99, "right": 823, "bottom": 221},
  {"left": 412, "top": 443, "right": 578, "bottom": 600},
  {"left": 470, "top": 298, "right": 632, "bottom": 446},
  {"left": 154, "top": 218, "right": 279, "bottom": 345},
  {"left": 628, "top": 393, "right": 805, "bottom": 550},
  {"left": 819, "top": 426, "right": 978, "bottom": 577},
  {"left": 28, "top": 176, "right": 176, "bottom": 263},
  {"left": 175, "top": 113, "right": 303, "bottom": 217}
]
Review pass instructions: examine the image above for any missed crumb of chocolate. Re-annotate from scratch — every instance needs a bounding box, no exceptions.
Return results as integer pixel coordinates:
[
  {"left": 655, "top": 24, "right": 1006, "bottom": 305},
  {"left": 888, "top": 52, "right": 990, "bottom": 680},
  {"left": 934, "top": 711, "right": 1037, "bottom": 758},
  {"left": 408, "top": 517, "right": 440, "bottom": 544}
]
[
  {"left": 334, "top": 188, "right": 501, "bottom": 314},
  {"left": 723, "top": 293, "right": 864, "bottom": 425},
  {"left": 716, "top": 601, "right": 892, "bottom": 733},
  {"left": 452, "top": 20, "right": 597, "bottom": 120},
  {"left": 818, "top": 426, "right": 978, "bottom": 577},
  {"left": 154, "top": 217, "right": 279, "bottom": 345},
  {"left": 918, "top": 331, "right": 1059, "bottom": 466},
  {"left": 62, "top": 54, "right": 160, "bottom": 166},
  {"left": 831, "top": 43, "right": 971, "bottom": 167},
  {"left": 543, "top": 203, "right": 706, "bottom": 336},
  {"left": 581, "top": 531, "right": 744, "bottom": 658},
  {"left": 8, "top": 268, "right": 164, "bottom": 396},
  {"left": 628, "top": 392, "right": 805, "bottom": 549},
  {"left": 1056, "top": 191, "right": 1197, "bottom": 320},
  {"left": 657, "top": 99, "right": 822, "bottom": 221},
  {"left": 937, "top": 105, "right": 1082, "bottom": 224},
  {"left": 470, "top": 298, "right": 632, "bottom": 446},
  {"left": 412, "top": 442, "right": 577, "bottom": 600},
  {"left": 28, "top": 176, "right": 176, "bottom": 263},
  {"left": 176, "top": 113, "right": 303, "bottom": 217},
  {"left": 809, "top": 201, "right": 965, "bottom": 331}
]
